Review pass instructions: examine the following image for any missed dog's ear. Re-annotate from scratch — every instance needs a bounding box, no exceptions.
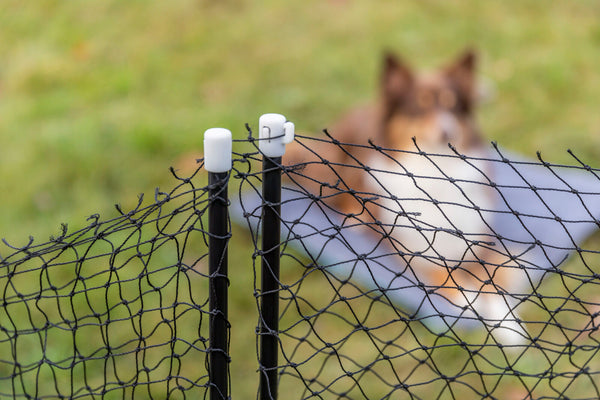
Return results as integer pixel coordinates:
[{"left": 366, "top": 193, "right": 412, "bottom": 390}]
[
  {"left": 445, "top": 49, "right": 477, "bottom": 108},
  {"left": 381, "top": 52, "right": 413, "bottom": 109}
]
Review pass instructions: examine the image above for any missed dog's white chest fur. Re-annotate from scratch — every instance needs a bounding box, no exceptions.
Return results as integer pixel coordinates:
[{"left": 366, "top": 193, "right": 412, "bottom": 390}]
[
  {"left": 367, "top": 146, "right": 495, "bottom": 266},
  {"left": 366, "top": 147, "right": 528, "bottom": 345}
]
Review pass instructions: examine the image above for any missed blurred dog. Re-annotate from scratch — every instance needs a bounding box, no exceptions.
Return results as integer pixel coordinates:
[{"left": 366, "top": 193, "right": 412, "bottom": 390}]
[
  {"left": 284, "top": 50, "right": 526, "bottom": 345},
  {"left": 285, "top": 50, "right": 485, "bottom": 214}
]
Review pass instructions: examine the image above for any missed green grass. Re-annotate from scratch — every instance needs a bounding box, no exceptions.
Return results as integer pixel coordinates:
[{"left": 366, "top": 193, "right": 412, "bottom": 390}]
[
  {"left": 2, "top": 0, "right": 600, "bottom": 398},
  {"left": 2, "top": 0, "right": 600, "bottom": 242}
]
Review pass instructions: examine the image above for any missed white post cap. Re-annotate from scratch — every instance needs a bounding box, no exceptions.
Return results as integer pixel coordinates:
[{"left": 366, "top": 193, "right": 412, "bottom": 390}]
[
  {"left": 259, "top": 113, "right": 295, "bottom": 157},
  {"left": 203, "top": 128, "right": 232, "bottom": 173}
]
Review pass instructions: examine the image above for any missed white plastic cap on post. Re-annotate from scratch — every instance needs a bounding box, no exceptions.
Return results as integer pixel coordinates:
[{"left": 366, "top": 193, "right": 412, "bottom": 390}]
[
  {"left": 203, "top": 128, "right": 233, "bottom": 173},
  {"left": 259, "top": 113, "right": 295, "bottom": 158}
]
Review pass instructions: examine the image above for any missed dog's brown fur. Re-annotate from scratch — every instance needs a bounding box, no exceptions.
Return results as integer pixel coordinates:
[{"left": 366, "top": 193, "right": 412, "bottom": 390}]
[
  {"left": 379, "top": 50, "right": 481, "bottom": 150},
  {"left": 284, "top": 49, "right": 483, "bottom": 215}
]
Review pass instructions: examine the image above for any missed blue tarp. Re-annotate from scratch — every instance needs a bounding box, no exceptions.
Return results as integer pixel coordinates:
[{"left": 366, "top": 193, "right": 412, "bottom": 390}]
[{"left": 231, "top": 148, "right": 600, "bottom": 342}]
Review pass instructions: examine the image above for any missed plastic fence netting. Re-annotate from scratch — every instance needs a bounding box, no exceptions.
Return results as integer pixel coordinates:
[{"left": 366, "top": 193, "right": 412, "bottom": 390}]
[
  {"left": 237, "top": 131, "right": 600, "bottom": 399},
  {"left": 2, "top": 129, "right": 600, "bottom": 399},
  {"left": 0, "top": 168, "right": 218, "bottom": 399}
]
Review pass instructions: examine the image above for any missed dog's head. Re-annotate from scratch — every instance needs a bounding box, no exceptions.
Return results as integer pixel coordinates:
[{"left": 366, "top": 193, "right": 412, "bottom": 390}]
[{"left": 379, "top": 49, "right": 482, "bottom": 151}]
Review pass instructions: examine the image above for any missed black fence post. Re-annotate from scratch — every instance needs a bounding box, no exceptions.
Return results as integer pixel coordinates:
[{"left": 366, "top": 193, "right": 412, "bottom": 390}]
[
  {"left": 260, "top": 154, "right": 281, "bottom": 400},
  {"left": 258, "top": 114, "right": 294, "bottom": 400},
  {"left": 204, "top": 128, "right": 233, "bottom": 400}
]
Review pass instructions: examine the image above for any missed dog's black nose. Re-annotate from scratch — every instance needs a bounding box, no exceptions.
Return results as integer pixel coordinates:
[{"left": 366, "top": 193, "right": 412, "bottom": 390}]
[{"left": 441, "top": 129, "right": 452, "bottom": 143}]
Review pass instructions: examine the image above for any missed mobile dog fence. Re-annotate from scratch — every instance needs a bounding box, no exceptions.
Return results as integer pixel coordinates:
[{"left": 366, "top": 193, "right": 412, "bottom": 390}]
[{"left": 1, "top": 114, "right": 600, "bottom": 399}]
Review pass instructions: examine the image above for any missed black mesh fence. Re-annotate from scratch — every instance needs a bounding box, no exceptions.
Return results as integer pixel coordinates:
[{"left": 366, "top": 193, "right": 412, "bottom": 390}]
[
  {"left": 2, "top": 127, "right": 600, "bottom": 399},
  {"left": 0, "top": 168, "right": 216, "bottom": 398},
  {"left": 239, "top": 131, "right": 600, "bottom": 399}
]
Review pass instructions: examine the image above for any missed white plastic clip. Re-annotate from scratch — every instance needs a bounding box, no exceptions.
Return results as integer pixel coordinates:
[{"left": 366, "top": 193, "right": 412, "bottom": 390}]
[
  {"left": 259, "top": 113, "right": 295, "bottom": 157},
  {"left": 203, "top": 128, "right": 232, "bottom": 173}
]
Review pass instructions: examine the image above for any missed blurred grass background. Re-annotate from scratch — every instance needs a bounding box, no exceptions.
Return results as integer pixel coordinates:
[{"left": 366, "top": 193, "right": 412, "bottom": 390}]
[
  {"left": 1, "top": 0, "right": 600, "bottom": 398},
  {"left": 2, "top": 0, "right": 600, "bottom": 242}
]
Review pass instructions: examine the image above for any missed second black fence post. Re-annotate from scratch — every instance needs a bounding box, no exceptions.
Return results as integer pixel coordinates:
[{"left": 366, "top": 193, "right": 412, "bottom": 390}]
[
  {"left": 258, "top": 114, "right": 294, "bottom": 400},
  {"left": 260, "top": 154, "right": 281, "bottom": 400},
  {"left": 204, "top": 128, "right": 233, "bottom": 400}
]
